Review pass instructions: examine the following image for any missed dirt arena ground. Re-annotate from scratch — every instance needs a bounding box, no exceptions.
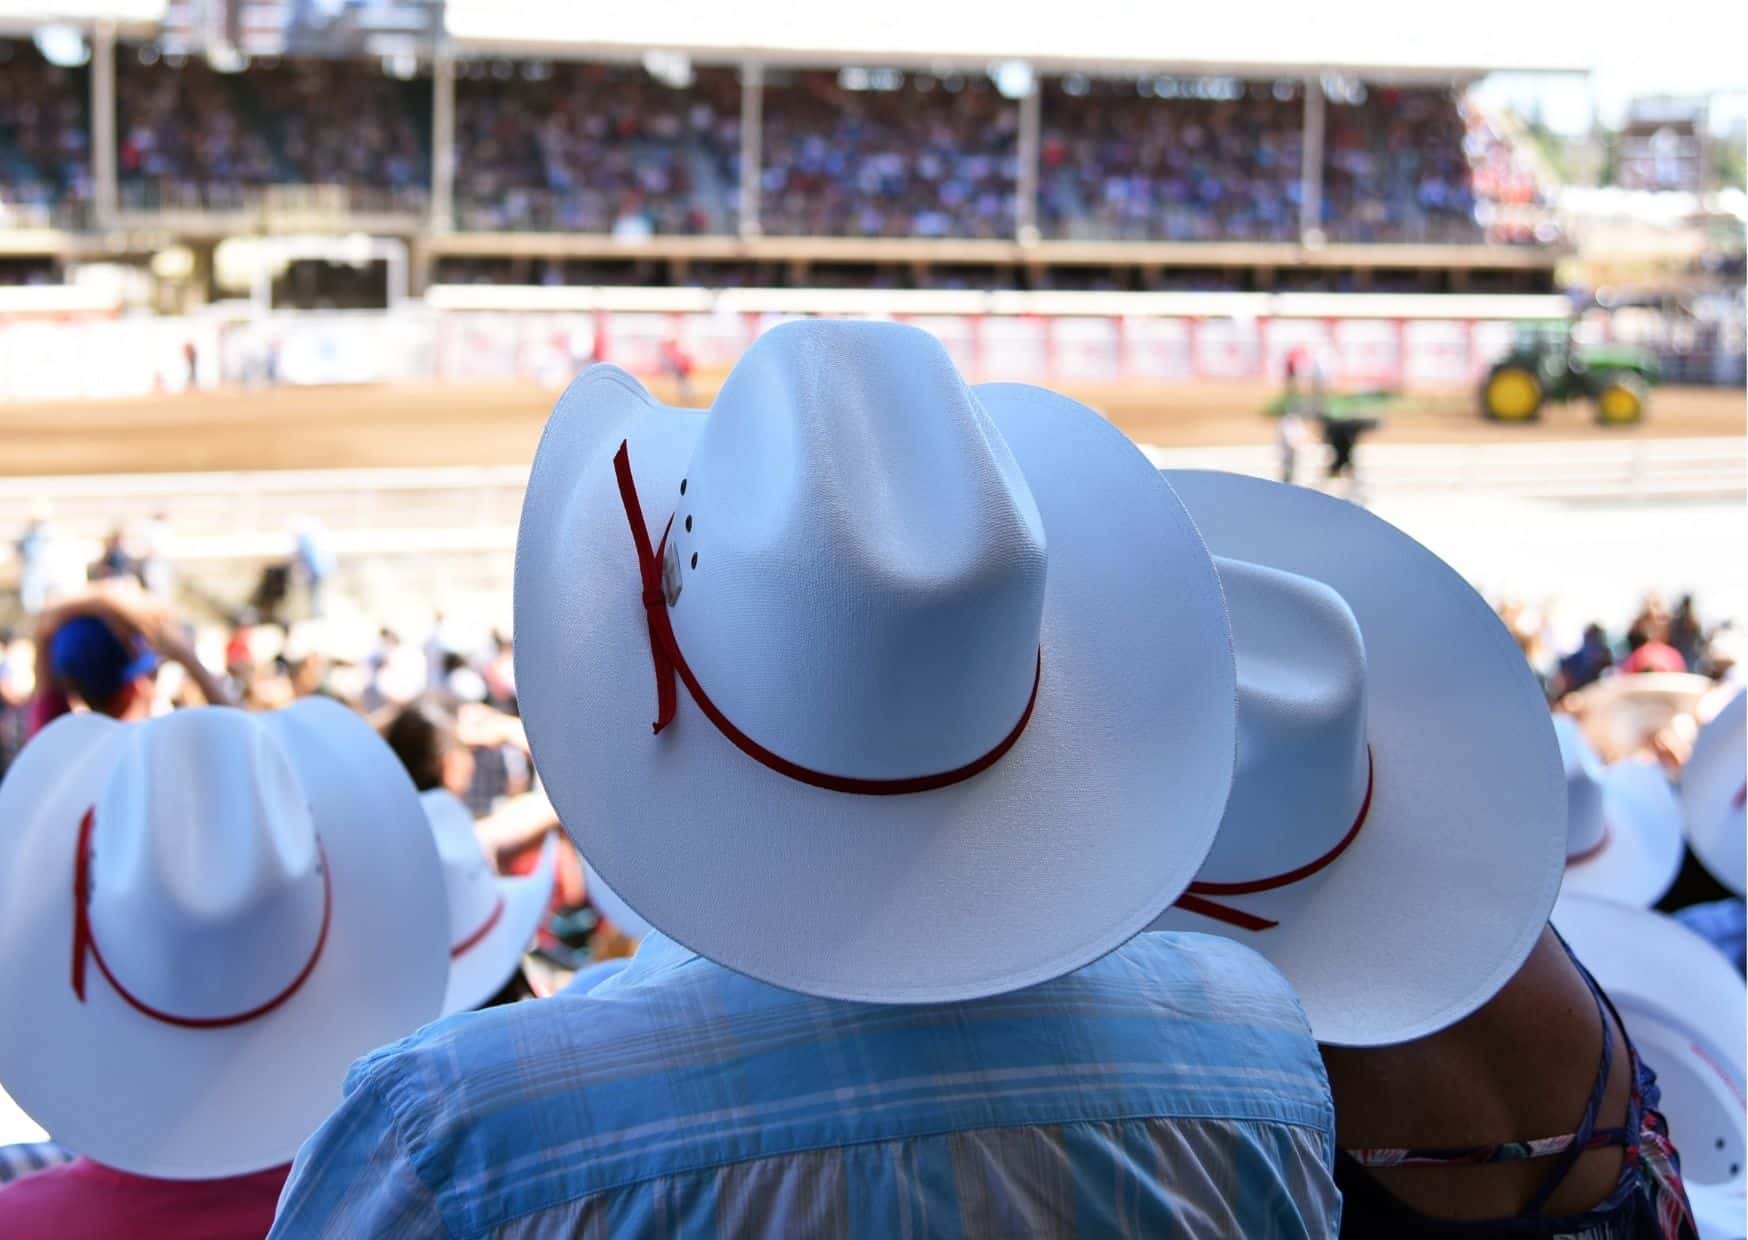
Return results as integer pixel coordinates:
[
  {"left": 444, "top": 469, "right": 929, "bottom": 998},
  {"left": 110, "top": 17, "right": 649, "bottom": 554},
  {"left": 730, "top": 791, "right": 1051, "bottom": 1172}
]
[{"left": 1, "top": 376, "right": 1741, "bottom": 477}]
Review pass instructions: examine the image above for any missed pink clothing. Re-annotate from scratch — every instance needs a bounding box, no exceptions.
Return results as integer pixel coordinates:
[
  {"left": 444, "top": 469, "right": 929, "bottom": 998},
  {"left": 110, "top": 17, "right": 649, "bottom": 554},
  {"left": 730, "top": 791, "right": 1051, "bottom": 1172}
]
[
  {"left": 1622, "top": 642, "right": 1687, "bottom": 675},
  {"left": 25, "top": 685, "right": 71, "bottom": 740},
  {"left": 0, "top": 1156, "right": 289, "bottom": 1239}
]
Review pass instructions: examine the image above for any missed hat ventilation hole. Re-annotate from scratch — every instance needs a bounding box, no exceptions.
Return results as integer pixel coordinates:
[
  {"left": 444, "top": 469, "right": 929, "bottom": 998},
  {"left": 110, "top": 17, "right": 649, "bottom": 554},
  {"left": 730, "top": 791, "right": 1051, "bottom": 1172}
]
[
  {"left": 679, "top": 479, "right": 687, "bottom": 496},
  {"left": 690, "top": 552, "right": 698, "bottom": 570},
  {"left": 684, "top": 515, "right": 692, "bottom": 532}
]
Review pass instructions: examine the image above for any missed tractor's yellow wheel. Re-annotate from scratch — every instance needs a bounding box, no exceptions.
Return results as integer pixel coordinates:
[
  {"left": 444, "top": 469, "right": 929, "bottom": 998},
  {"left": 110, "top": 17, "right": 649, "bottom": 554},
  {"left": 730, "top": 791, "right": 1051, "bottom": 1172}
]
[
  {"left": 1596, "top": 377, "right": 1647, "bottom": 426},
  {"left": 1483, "top": 367, "right": 1543, "bottom": 421}
]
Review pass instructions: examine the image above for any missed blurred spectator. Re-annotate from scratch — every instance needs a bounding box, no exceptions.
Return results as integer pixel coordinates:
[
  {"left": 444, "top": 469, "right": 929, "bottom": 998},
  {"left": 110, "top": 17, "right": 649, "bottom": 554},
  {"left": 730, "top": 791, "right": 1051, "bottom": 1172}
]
[
  {"left": 1622, "top": 637, "right": 1687, "bottom": 675},
  {"left": 135, "top": 510, "right": 173, "bottom": 598},
  {"left": 762, "top": 70, "right": 1016, "bottom": 239},
  {"left": 452, "top": 61, "right": 738, "bottom": 234},
  {"left": 1622, "top": 591, "right": 1688, "bottom": 673},
  {"left": 292, "top": 519, "right": 335, "bottom": 619},
  {"left": 12, "top": 514, "right": 55, "bottom": 617},
  {"left": 1556, "top": 623, "right": 1616, "bottom": 696},
  {"left": 89, "top": 526, "right": 133, "bottom": 583},
  {"left": 1668, "top": 593, "right": 1704, "bottom": 668},
  {"left": 27, "top": 588, "right": 231, "bottom": 737}
]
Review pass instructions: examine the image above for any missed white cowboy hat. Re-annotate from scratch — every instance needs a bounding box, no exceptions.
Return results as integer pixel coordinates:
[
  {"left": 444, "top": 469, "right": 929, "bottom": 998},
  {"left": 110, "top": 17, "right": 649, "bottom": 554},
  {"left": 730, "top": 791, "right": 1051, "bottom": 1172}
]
[
  {"left": 420, "top": 789, "right": 557, "bottom": 1014},
  {"left": 582, "top": 861, "right": 652, "bottom": 942},
  {"left": 1553, "top": 714, "right": 1685, "bottom": 908},
  {"left": 0, "top": 700, "right": 449, "bottom": 1179},
  {"left": 514, "top": 319, "right": 1236, "bottom": 1004},
  {"left": 1566, "top": 672, "right": 1712, "bottom": 763},
  {"left": 1684, "top": 688, "right": 1746, "bottom": 899},
  {"left": 1147, "top": 472, "right": 1565, "bottom": 1047},
  {"left": 1553, "top": 892, "right": 1746, "bottom": 1240}
]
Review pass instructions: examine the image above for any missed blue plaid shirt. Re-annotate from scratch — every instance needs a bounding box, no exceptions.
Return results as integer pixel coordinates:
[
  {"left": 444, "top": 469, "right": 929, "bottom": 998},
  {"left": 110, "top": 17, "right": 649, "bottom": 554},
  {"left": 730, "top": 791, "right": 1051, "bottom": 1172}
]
[{"left": 272, "top": 932, "right": 1339, "bottom": 1238}]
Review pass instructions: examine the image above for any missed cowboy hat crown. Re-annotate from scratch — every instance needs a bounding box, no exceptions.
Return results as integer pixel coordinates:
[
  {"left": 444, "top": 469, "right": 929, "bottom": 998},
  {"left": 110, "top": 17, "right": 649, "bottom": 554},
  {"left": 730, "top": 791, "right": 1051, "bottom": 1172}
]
[
  {"left": 81, "top": 708, "right": 329, "bottom": 1023},
  {"left": 1201, "top": 557, "right": 1370, "bottom": 888},
  {"left": 657, "top": 320, "right": 1046, "bottom": 780}
]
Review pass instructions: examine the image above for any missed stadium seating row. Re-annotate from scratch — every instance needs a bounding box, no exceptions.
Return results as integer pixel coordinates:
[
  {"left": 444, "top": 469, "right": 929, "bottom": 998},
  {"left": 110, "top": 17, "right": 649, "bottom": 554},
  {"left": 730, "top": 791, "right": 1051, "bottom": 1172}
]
[{"left": 0, "top": 42, "right": 1551, "bottom": 245}]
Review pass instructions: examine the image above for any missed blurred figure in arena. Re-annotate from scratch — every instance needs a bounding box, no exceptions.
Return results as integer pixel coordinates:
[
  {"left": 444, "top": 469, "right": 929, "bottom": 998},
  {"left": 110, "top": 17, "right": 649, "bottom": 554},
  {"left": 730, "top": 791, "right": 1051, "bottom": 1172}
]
[
  {"left": 659, "top": 333, "right": 695, "bottom": 403},
  {"left": 12, "top": 512, "right": 55, "bottom": 616},
  {"left": 135, "top": 511, "right": 174, "bottom": 599},
  {"left": 1277, "top": 346, "right": 1312, "bottom": 483},
  {"left": 89, "top": 526, "right": 133, "bottom": 584},
  {"left": 291, "top": 520, "right": 335, "bottom": 620},
  {"left": 28, "top": 590, "right": 231, "bottom": 738}
]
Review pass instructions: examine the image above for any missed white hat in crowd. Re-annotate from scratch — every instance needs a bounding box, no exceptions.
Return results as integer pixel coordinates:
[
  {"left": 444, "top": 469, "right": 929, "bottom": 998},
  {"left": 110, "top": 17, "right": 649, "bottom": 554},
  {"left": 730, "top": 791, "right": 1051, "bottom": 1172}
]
[
  {"left": 1683, "top": 687, "right": 1745, "bottom": 899},
  {"left": 1553, "top": 714, "right": 1684, "bottom": 908},
  {"left": 515, "top": 319, "right": 1237, "bottom": 1003},
  {"left": 420, "top": 789, "right": 556, "bottom": 1014},
  {"left": 1148, "top": 473, "right": 1565, "bottom": 1048},
  {"left": 1553, "top": 892, "right": 1746, "bottom": 1239},
  {"left": 0, "top": 700, "right": 449, "bottom": 1178}
]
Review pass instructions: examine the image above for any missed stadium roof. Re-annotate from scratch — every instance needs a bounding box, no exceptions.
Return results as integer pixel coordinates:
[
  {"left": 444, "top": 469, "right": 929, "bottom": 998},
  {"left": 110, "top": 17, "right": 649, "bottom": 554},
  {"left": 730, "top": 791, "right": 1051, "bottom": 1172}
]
[{"left": 443, "top": 0, "right": 1592, "bottom": 77}]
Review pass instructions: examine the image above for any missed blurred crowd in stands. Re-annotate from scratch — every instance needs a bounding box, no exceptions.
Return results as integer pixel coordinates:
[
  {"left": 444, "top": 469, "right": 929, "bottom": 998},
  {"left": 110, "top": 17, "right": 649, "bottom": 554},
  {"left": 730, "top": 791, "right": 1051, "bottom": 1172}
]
[
  {"left": 761, "top": 70, "right": 1016, "bottom": 238},
  {"left": 0, "top": 42, "right": 1548, "bottom": 245},
  {"left": 0, "top": 40, "right": 92, "bottom": 217},
  {"left": 1039, "top": 78, "right": 1302, "bottom": 242},
  {"left": 1321, "top": 86, "right": 1478, "bottom": 243},
  {"left": 453, "top": 62, "right": 739, "bottom": 235},
  {"left": 116, "top": 52, "right": 428, "bottom": 210}
]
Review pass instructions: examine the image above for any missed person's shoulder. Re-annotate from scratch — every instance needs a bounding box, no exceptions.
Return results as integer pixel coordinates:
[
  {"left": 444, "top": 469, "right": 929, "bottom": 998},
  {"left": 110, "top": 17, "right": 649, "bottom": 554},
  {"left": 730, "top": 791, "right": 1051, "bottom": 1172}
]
[
  {"left": 349, "top": 985, "right": 621, "bottom": 1108},
  {"left": 1103, "top": 929, "right": 1311, "bottom": 1019},
  {"left": 346, "top": 949, "right": 716, "bottom": 1131}
]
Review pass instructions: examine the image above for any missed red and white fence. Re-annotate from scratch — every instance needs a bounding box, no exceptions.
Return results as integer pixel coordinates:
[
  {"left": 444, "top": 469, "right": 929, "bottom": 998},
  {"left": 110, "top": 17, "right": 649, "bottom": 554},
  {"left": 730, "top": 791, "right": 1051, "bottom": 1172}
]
[{"left": 0, "top": 289, "right": 1571, "bottom": 401}]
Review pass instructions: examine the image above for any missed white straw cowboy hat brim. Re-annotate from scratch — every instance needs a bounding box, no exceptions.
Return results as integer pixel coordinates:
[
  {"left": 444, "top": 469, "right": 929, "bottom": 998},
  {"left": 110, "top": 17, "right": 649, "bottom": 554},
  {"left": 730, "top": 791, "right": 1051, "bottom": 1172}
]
[
  {"left": 420, "top": 790, "right": 558, "bottom": 1016},
  {"left": 1560, "top": 760, "right": 1686, "bottom": 908},
  {"left": 0, "top": 700, "right": 449, "bottom": 1179},
  {"left": 583, "top": 861, "right": 653, "bottom": 942},
  {"left": 515, "top": 323, "right": 1236, "bottom": 1003},
  {"left": 1553, "top": 892, "right": 1746, "bottom": 1237},
  {"left": 1147, "top": 472, "right": 1565, "bottom": 1047},
  {"left": 1683, "top": 688, "right": 1746, "bottom": 899}
]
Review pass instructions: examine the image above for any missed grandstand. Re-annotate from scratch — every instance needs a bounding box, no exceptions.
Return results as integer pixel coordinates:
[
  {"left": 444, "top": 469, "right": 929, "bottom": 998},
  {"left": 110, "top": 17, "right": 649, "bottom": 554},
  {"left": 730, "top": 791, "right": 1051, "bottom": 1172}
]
[
  {"left": 1, "top": 3, "right": 1571, "bottom": 294},
  {"left": 4, "top": 2, "right": 1738, "bottom": 407}
]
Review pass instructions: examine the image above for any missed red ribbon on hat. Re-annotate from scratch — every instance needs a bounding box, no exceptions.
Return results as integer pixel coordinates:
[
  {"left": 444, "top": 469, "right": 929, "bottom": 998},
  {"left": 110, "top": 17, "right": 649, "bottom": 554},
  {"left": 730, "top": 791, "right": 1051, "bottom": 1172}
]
[
  {"left": 449, "top": 895, "right": 506, "bottom": 959},
  {"left": 1173, "top": 749, "right": 1375, "bottom": 932},
  {"left": 71, "top": 807, "right": 332, "bottom": 1029},
  {"left": 613, "top": 440, "right": 1041, "bottom": 796},
  {"left": 1565, "top": 822, "right": 1614, "bottom": 867}
]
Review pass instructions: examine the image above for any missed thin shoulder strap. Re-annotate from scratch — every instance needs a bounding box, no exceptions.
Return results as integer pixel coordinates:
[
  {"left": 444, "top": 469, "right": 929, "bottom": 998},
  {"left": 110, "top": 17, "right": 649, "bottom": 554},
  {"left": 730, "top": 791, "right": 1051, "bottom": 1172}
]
[{"left": 1521, "top": 929, "right": 1617, "bottom": 1215}]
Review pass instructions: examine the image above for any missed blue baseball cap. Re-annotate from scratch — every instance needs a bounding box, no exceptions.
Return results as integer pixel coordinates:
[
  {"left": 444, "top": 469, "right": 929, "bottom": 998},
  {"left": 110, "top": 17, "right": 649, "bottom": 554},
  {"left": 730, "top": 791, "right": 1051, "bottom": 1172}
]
[{"left": 49, "top": 616, "right": 159, "bottom": 711}]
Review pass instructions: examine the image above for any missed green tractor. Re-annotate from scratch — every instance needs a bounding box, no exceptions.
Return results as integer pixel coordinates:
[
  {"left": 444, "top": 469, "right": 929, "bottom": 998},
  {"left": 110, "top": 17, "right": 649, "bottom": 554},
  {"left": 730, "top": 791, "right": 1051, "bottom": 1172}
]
[{"left": 1480, "top": 323, "right": 1659, "bottom": 426}]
